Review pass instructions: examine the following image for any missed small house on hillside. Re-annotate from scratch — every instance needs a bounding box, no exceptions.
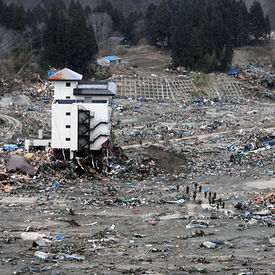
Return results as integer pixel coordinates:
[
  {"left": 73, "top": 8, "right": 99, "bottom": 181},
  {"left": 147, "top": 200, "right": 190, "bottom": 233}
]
[
  {"left": 106, "top": 36, "right": 129, "bottom": 47},
  {"left": 97, "top": 56, "right": 122, "bottom": 67}
]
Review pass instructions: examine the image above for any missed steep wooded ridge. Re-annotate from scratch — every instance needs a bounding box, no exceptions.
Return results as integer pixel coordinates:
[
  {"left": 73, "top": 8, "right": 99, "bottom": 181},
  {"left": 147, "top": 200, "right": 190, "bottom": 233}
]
[
  {"left": 3, "top": 0, "right": 161, "bottom": 14},
  {"left": 3, "top": 0, "right": 275, "bottom": 28},
  {"left": 0, "top": 0, "right": 272, "bottom": 77}
]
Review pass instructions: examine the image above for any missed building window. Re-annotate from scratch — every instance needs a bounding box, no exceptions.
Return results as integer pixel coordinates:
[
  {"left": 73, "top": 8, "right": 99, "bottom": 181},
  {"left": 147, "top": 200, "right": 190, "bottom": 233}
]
[
  {"left": 66, "top": 138, "right": 70, "bottom": 141},
  {"left": 92, "top": 100, "right": 107, "bottom": 103},
  {"left": 66, "top": 96, "right": 71, "bottom": 99},
  {"left": 66, "top": 112, "right": 70, "bottom": 116},
  {"left": 66, "top": 125, "right": 71, "bottom": 128},
  {"left": 84, "top": 97, "right": 93, "bottom": 103},
  {"left": 66, "top": 83, "right": 71, "bottom": 87}
]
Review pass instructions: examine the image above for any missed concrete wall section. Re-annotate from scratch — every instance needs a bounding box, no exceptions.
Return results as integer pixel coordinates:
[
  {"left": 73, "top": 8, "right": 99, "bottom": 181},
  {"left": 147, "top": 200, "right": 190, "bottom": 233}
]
[
  {"left": 70, "top": 105, "right": 79, "bottom": 151},
  {"left": 54, "top": 81, "right": 78, "bottom": 100},
  {"left": 51, "top": 104, "right": 72, "bottom": 149}
]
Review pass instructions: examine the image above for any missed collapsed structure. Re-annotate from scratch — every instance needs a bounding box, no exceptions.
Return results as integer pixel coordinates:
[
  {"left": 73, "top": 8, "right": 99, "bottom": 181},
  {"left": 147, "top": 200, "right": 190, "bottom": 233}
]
[{"left": 49, "top": 68, "right": 116, "bottom": 159}]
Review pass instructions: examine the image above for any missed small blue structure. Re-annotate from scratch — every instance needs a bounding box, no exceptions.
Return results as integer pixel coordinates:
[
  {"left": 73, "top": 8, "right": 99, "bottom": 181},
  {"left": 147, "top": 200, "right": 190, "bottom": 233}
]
[
  {"left": 227, "top": 68, "right": 239, "bottom": 76},
  {"left": 97, "top": 56, "right": 122, "bottom": 67},
  {"left": 4, "top": 144, "right": 18, "bottom": 151},
  {"left": 48, "top": 71, "right": 57, "bottom": 77},
  {"left": 104, "top": 56, "right": 119, "bottom": 61},
  {"left": 262, "top": 139, "right": 275, "bottom": 146}
]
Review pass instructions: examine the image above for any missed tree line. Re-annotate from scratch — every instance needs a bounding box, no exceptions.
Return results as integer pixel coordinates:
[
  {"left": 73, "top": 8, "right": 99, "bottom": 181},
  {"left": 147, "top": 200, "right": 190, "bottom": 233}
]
[
  {"left": 42, "top": 1, "right": 97, "bottom": 73},
  {"left": 0, "top": 0, "right": 271, "bottom": 74},
  {"left": 95, "top": 0, "right": 143, "bottom": 43},
  {"left": 145, "top": 0, "right": 271, "bottom": 72},
  {"left": 0, "top": 0, "right": 98, "bottom": 74}
]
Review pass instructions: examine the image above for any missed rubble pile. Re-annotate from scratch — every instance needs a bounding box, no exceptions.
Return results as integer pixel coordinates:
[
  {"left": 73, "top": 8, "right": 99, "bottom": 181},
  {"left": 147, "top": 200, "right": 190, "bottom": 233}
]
[
  {"left": 242, "top": 64, "right": 274, "bottom": 88},
  {"left": 0, "top": 70, "right": 274, "bottom": 273},
  {"left": 239, "top": 64, "right": 275, "bottom": 99},
  {"left": 0, "top": 74, "right": 53, "bottom": 102},
  {"left": 254, "top": 192, "right": 275, "bottom": 205}
]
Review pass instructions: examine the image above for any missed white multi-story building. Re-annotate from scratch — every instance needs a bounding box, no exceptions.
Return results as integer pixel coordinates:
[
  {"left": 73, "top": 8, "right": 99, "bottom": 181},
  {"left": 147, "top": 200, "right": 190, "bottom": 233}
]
[{"left": 49, "top": 68, "right": 116, "bottom": 159}]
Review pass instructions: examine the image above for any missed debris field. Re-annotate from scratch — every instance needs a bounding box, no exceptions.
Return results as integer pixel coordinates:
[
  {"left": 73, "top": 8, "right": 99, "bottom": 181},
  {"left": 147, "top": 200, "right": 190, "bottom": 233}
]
[{"left": 0, "top": 67, "right": 274, "bottom": 274}]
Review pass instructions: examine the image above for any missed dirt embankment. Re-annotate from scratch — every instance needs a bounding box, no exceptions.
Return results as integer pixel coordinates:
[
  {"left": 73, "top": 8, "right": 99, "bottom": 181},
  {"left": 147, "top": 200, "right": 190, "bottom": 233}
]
[
  {"left": 232, "top": 41, "right": 275, "bottom": 68},
  {"left": 141, "top": 145, "right": 187, "bottom": 173}
]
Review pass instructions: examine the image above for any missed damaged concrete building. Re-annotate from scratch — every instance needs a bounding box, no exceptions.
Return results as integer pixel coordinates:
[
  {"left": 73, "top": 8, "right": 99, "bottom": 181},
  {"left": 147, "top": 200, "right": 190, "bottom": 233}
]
[{"left": 49, "top": 68, "right": 116, "bottom": 159}]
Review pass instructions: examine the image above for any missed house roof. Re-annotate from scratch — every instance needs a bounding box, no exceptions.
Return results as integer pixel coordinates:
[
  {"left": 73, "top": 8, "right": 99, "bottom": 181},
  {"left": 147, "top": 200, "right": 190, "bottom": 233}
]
[
  {"left": 49, "top": 68, "right": 83, "bottom": 81},
  {"left": 104, "top": 56, "right": 121, "bottom": 61},
  {"left": 106, "top": 36, "right": 127, "bottom": 44}
]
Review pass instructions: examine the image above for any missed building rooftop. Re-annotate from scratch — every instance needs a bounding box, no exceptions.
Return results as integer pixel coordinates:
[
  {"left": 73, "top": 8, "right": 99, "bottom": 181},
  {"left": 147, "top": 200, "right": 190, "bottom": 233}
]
[
  {"left": 49, "top": 68, "right": 83, "bottom": 81},
  {"left": 106, "top": 36, "right": 126, "bottom": 44},
  {"left": 104, "top": 56, "right": 121, "bottom": 61}
]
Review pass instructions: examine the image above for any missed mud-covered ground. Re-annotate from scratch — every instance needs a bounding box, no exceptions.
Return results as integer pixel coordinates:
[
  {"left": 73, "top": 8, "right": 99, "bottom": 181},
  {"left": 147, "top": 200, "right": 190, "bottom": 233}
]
[
  {"left": 0, "top": 98, "right": 274, "bottom": 274},
  {"left": 0, "top": 175, "right": 274, "bottom": 274}
]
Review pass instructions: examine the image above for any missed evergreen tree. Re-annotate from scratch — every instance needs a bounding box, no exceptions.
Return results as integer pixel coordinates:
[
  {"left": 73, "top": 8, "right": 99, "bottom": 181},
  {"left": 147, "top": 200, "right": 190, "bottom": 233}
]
[
  {"left": 42, "top": 0, "right": 65, "bottom": 12},
  {"left": 170, "top": 0, "right": 192, "bottom": 66},
  {"left": 0, "top": 0, "right": 5, "bottom": 25},
  {"left": 42, "top": 1, "right": 98, "bottom": 73},
  {"left": 84, "top": 6, "right": 92, "bottom": 15},
  {"left": 26, "top": 9, "right": 36, "bottom": 26},
  {"left": 169, "top": 0, "right": 237, "bottom": 72},
  {"left": 94, "top": 0, "right": 113, "bottom": 13},
  {"left": 94, "top": 0, "right": 129, "bottom": 38},
  {"left": 201, "top": 51, "right": 217, "bottom": 73},
  {"left": 68, "top": 0, "right": 76, "bottom": 18},
  {"left": 145, "top": 3, "right": 156, "bottom": 44},
  {"left": 149, "top": 0, "right": 172, "bottom": 48},
  {"left": 264, "top": 15, "right": 271, "bottom": 38},
  {"left": 219, "top": 44, "right": 233, "bottom": 71},
  {"left": 43, "top": 7, "right": 69, "bottom": 68},
  {"left": 249, "top": 1, "right": 266, "bottom": 40},
  {"left": 3, "top": 3, "right": 16, "bottom": 29},
  {"left": 12, "top": 6, "right": 26, "bottom": 31},
  {"left": 237, "top": 0, "right": 250, "bottom": 46},
  {"left": 68, "top": 1, "right": 98, "bottom": 73},
  {"left": 32, "top": 4, "right": 48, "bottom": 23},
  {"left": 111, "top": 8, "right": 126, "bottom": 32}
]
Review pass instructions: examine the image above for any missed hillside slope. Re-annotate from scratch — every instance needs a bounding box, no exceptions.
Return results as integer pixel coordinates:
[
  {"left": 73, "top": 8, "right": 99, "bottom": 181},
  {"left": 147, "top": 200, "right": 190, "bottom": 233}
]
[
  {"left": 109, "top": 0, "right": 275, "bottom": 28},
  {"left": 3, "top": 0, "right": 160, "bottom": 14},
  {"left": 3, "top": 0, "right": 274, "bottom": 29}
]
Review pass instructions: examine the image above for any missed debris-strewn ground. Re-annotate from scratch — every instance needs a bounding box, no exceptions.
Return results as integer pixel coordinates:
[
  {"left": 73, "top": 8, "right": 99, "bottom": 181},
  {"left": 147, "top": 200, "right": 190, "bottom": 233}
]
[{"left": 0, "top": 59, "right": 274, "bottom": 273}]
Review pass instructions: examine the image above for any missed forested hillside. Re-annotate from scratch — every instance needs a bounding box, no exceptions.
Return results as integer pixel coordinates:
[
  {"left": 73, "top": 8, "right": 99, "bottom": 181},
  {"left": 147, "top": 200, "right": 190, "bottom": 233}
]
[
  {"left": 0, "top": 0, "right": 272, "bottom": 76},
  {"left": 3, "top": 0, "right": 274, "bottom": 28},
  {"left": 3, "top": 0, "right": 160, "bottom": 15},
  {"left": 145, "top": 0, "right": 270, "bottom": 72}
]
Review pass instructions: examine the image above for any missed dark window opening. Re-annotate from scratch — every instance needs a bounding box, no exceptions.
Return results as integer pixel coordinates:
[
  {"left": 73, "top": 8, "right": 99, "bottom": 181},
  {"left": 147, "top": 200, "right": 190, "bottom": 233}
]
[
  {"left": 66, "top": 83, "right": 71, "bottom": 87},
  {"left": 66, "top": 138, "right": 70, "bottom": 141},
  {"left": 83, "top": 98, "right": 108, "bottom": 104},
  {"left": 66, "top": 125, "right": 71, "bottom": 128},
  {"left": 92, "top": 100, "right": 107, "bottom": 103},
  {"left": 66, "top": 96, "right": 71, "bottom": 99},
  {"left": 66, "top": 112, "right": 70, "bottom": 116},
  {"left": 54, "top": 99, "right": 84, "bottom": 104}
]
